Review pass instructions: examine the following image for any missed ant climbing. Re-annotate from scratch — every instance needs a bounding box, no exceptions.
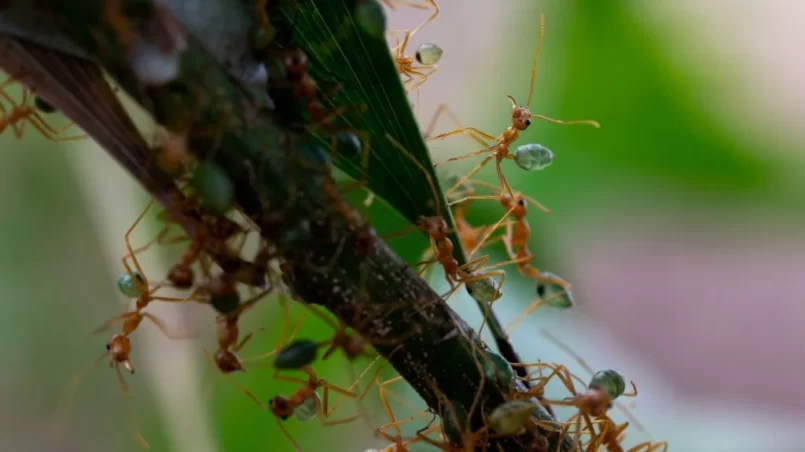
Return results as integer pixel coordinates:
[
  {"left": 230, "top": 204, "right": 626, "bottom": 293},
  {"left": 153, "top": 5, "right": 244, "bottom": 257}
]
[
  {"left": 442, "top": 179, "right": 573, "bottom": 331},
  {"left": 390, "top": 0, "right": 441, "bottom": 94},
  {"left": 539, "top": 330, "right": 647, "bottom": 451},
  {"left": 268, "top": 359, "right": 383, "bottom": 450},
  {"left": 97, "top": 201, "right": 206, "bottom": 366},
  {"left": 0, "top": 81, "right": 86, "bottom": 142},
  {"left": 423, "top": 14, "right": 599, "bottom": 200},
  {"left": 232, "top": 356, "right": 383, "bottom": 450},
  {"left": 269, "top": 46, "right": 372, "bottom": 182},
  {"left": 200, "top": 276, "right": 274, "bottom": 406},
  {"left": 444, "top": 177, "right": 536, "bottom": 256},
  {"left": 60, "top": 203, "right": 202, "bottom": 449},
  {"left": 386, "top": 133, "right": 505, "bottom": 299},
  {"left": 127, "top": 196, "right": 248, "bottom": 289}
]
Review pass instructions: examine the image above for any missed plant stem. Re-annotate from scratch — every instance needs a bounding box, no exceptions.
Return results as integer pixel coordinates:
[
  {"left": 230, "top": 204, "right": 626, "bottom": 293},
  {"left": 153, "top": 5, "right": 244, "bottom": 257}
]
[{"left": 1, "top": 1, "right": 574, "bottom": 450}]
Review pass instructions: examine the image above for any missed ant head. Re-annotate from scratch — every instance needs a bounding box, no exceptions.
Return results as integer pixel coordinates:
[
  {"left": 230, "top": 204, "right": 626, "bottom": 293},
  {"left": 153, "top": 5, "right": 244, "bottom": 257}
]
[
  {"left": 269, "top": 396, "right": 292, "bottom": 419},
  {"left": 107, "top": 334, "right": 131, "bottom": 364},
  {"left": 500, "top": 192, "right": 528, "bottom": 217},
  {"left": 511, "top": 106, "right": 532, "bottom": 131},
  {"left": 215, "top": 349, "right": 244, "bottom": 373},
  {"left": 417, "top": 216, "right": 448, "bottom": 238},
  {"left": 283, "top": 49, "right": 309, "bottom": 74}
]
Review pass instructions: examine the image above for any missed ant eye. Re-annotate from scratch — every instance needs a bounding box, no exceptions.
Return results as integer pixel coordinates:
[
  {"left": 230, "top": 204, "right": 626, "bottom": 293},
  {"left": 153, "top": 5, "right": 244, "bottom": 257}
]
[
  {"left": 518, "top": 199, "right": 526, "bottom": 206},
  {"left": 105, "top": 343, "right": 111, "bottom": 351},
  {"left": 525, "top": 119, "right": 531, "bottom": 127}
]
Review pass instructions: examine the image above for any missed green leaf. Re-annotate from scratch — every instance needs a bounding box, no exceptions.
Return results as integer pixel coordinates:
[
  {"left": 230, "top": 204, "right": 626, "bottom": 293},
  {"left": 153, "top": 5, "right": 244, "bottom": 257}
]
[{"left": 275, "top": 0, "right": 467, "bottom": 265}]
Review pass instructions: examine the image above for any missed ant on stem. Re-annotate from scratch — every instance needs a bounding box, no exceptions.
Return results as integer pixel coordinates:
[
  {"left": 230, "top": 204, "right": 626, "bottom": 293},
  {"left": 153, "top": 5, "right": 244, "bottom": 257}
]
[
  {"left": 234, "top": 355, "right": 384, "bottom": 451},
  {"left": 60, "top": 202, "right": 202, "bottom": 448},
  {"left": 200, "top": 276, "right": 274, "bottom": 406},
  {"left": 539, "top": 330, "right": 646, "bottom": 451},
  {"left": 386, "top": 134, "right": 505, "bottom": 300},
  {"left": 423, "top": 14, "right": 598, "bottom": 201}
]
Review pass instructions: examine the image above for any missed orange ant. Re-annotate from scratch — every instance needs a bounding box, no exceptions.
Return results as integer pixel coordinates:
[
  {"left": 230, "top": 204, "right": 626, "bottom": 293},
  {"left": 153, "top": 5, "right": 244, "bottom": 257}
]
[
  {"left": 60, "top": 203, "right": 202, "bottom": 448},
  {"left": 424, "top": 14, "right": 599, "bottom": 200},
  {"left": 128, "top": 197, "right": 247, "bottom": 289},
  {"left": 268, "top": 359, "right": 384, "bottom": 450},
  {"left": 0, "top": 81, "right": 86, "bottom": 142},
  {"left": 230, "top": 355, "right": 384, "bottom": 450},
  {"left": 387, "top": 134, "right": 505, "bottom": 298},
  {"left": 271, "top": 47, "right": 371, "bottom": 178},
  {"left": 98, "top": 201, "right": 206, "bottom": 366},
  {"left": 198, "top": 276, "right": 276, "bottom": 406},
  {"left": 443, "top": 180, "right": 571, "bottom": 330},
  {"left": 390, "top": 0, "right": 440, "bottom": 93},
  {"left": 539, "top": 330, "right": 645, "bottom": 450}
]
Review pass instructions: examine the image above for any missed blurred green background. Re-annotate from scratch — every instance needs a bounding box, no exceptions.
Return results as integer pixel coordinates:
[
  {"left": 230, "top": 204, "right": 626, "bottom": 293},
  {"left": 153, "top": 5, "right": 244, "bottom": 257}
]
[{"left": 4, "top": 1, "right": 805, "bottom": 451}]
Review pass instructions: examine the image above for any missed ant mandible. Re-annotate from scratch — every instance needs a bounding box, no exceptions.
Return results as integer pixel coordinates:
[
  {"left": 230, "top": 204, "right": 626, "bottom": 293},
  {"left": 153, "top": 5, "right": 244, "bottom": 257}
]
[
  {"left": 0, "top": 81, "right": 86, "bottom": 142},
  {"left": 423, "top": 14, "right": 599, "bottom": 200}
]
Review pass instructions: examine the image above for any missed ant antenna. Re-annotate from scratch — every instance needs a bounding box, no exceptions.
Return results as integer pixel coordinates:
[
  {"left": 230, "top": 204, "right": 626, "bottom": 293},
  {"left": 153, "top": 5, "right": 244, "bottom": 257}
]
[{"left": 526, "top": 13, "right": 546, "bottom": 107}]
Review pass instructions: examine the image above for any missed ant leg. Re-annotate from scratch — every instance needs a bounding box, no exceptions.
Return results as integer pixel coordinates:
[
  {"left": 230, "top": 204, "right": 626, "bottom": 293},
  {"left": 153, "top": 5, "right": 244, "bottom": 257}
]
[
  {"left": 274, "top": 417, "right": 303, "bottom": 451},
  {"left": 422, "top": 104, "right": 494, "bottom": 146},
  {"left": 505, "top": 297, "right": 549, "bottom": 335},
  {"left": 394, "top": 29, "right": 412, "bottom": 58},
  {"left": 242, "top": 312, "right": 308, "bottom": 363},
  {"left": 493, "top": 158, "right": 517, "bottom": 201},
  {"left": 236, "top": 288, "right": 272, "bottom": 315},
  {"left": 376, "top": 376, "right": 406, "bottom": 439},
  {"left": 407, "top": 0, "right": 439, "bottom": 39},
  {"left": 27, "top": 113, "right": 87, "bottom": 142},
  {"left": 468, "top": 204, "right": 518, "bottom": 258},
  {"left": 142, "top": 312, "right": 196, "bottom": 340},
  {"left": 93, "top": 311, "right": 138, "bottom": 334},
  {"left": 323, "top": 355, "right": 384, "bottom": 416},
  {"left": 440, "top": 154, "right": 495, "bottom": 197},
  {"left": 113, "top": 364, "right": 150, "bottom": 449},
  {"left": 122, "top": 201, "right": 156, "bottom": 293}
]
